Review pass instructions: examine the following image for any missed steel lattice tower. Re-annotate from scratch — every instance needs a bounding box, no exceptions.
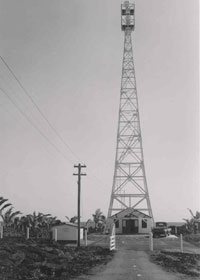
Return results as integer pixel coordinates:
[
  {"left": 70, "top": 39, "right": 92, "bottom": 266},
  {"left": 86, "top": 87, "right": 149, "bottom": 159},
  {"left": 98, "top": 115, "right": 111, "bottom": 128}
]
[{"left": 108, "top": 1, "right": 153, "bottom": 220}]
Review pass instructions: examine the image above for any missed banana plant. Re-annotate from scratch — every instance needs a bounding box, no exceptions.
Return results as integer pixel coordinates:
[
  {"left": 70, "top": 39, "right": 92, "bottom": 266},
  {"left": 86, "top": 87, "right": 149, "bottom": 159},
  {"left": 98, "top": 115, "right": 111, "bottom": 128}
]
[{"left": 1, "top": 207, "right": 21, "bottom": 228}]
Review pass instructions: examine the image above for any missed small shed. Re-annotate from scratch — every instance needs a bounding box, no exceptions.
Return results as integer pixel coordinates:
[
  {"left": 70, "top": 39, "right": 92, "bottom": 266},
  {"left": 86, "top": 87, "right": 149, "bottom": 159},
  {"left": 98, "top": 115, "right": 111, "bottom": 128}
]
[
  {"left": 108, "top": 208, "right": 153, "bottom": 235},
  {"left": 51, "top": 223, "right": 83, "bottom": 241}
]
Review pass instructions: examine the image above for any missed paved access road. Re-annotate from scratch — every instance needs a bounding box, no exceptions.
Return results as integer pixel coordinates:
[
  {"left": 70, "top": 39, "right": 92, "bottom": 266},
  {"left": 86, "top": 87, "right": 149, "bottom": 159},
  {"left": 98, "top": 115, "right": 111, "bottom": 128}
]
[{"left": 75, "top": 235, "right": 199, "bottom": 280}]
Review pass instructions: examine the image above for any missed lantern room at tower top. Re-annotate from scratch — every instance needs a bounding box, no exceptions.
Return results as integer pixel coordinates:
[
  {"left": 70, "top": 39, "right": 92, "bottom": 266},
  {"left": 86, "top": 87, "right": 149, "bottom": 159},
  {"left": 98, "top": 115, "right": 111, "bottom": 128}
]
[{"left": 121, "top": 1, "right": 135, "bottom": 31}]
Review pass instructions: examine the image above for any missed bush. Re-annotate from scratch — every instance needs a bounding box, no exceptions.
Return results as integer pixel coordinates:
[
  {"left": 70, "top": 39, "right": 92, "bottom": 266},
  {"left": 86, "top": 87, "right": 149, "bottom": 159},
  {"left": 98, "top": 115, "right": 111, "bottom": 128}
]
[{"left": 183, "top": 233, "right": 200, "bottom": 246}]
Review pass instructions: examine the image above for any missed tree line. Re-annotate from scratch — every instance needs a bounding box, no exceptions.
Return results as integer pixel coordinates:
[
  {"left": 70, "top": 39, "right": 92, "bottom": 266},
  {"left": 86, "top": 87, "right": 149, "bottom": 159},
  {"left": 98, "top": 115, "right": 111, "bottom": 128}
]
[{"left": 0, "top": 197, "right": 107, "bottom": 238}]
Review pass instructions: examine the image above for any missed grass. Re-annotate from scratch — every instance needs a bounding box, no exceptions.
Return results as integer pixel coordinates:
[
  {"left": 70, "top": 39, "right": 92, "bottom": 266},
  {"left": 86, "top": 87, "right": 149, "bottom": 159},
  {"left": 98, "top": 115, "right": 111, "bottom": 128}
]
[{"left": 183, "top": 233, "right": 200, "bottom": 247}]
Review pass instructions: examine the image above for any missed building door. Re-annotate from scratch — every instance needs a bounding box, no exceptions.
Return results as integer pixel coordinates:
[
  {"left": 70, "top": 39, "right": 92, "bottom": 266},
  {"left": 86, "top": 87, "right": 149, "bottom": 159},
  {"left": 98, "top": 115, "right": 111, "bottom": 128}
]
[{"left": 122, "top": 219, "right": 139, "bottom": 234}]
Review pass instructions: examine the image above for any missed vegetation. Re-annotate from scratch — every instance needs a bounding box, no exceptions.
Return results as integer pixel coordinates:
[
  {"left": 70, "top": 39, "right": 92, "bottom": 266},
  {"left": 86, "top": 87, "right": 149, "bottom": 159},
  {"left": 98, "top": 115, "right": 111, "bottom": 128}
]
[
  {"left": 92, "top": 208, "right": 106, "bottom": 233},
  {"left": 69, "top": 216, "right": 78, "bottom": 223},
  {"left": 0, "top": 197, "right": 108, "bottom": 238},
  {"left": 0, "top": 238, "right": 113, "bottom": 280},
  {"left": 1, "top": 207, "right": 21, "bottom": 228},
  {"left": 151, "top": 251, "right": 200, "bottom": 278},
  {"left": 0, "top": 197, "right": 12, "bottom": 220},
  {"left": 183, "top": 233, "right": 200, "bottom": 247},
  {"left": 183, "top": 209, "right": 200, "bottom": 234},
  {"left": 0, "top": 197, "right": 113, "bottom": 279},
  {"left": 0, "top": 197, "right": 11, "bottom": 209},
  {"left": 0, "top": 197, "right": 63, "bottom": 239},
  {"left": 0, "top": 197, "right": 21, "bottom": 231}
]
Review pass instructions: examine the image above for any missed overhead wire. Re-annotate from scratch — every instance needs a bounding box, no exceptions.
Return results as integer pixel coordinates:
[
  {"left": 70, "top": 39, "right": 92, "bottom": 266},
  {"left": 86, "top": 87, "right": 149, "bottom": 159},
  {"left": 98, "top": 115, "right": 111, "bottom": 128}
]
[
  {"left": 0, "top": 70, "right": 46, "bottom": 128},
  {"left": 0, "top": 86, "right": 74, "bottom": 164},
  {"left": 0, "top": 55, "right": 80, "bottom": 162},
  {"left": 0, "top": 56, "right": 111, "bottom": 191}
]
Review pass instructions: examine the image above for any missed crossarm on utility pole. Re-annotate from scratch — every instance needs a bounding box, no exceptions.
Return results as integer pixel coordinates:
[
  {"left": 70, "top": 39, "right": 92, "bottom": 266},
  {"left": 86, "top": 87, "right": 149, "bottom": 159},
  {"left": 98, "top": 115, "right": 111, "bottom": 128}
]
[{"left": 73, "top": 164, "right": 86, "bottom": 248}]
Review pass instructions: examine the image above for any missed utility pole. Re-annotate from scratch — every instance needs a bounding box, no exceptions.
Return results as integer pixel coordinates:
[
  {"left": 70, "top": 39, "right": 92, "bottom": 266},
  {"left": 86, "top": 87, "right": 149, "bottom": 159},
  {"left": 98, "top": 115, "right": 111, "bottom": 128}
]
[{"left": 73, "top": 164, "right": 86, "bottom": 248}]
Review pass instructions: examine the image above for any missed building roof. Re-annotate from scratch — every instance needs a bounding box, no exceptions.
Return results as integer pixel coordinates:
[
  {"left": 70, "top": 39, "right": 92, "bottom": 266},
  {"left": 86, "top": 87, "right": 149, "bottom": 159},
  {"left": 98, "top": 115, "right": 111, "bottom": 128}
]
[
  {"left": 51, "top": 222, "right": 78, "bottom": 229},
  {"left": 111, "top": 208, "right": 151, "bottom": 219}
]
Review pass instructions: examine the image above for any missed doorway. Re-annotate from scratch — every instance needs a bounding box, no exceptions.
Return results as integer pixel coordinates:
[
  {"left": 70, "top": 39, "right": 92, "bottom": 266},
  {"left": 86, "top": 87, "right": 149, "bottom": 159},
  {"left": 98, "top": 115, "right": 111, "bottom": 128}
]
[{"left": 122, "top": 219, "right": 139, "bottom": 234}]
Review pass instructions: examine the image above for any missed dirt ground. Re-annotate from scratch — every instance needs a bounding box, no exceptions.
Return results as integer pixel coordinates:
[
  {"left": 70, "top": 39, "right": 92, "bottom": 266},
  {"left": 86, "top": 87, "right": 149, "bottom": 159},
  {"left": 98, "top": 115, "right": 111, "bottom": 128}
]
[
  {"left": 151, "top": 251, "right": 200, "bottom": 278},
  {"left": 75, "top": 248, "right": 181, "bottom": 280},
  {"left": 75, "top": 235, "right": 200, "bottom": 280},
  {"left": 0, "top": 235, "right": 199, "bottom": 279},
  {"left": 0, "top": 238, "right": 113, "bottom": 280}
]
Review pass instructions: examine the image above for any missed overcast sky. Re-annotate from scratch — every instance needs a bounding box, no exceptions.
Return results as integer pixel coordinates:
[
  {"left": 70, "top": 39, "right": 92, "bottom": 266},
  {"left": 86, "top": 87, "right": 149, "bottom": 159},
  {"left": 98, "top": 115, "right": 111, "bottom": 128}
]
[{"left": 0, "top": 0, "right": 199, "bottom": 223}]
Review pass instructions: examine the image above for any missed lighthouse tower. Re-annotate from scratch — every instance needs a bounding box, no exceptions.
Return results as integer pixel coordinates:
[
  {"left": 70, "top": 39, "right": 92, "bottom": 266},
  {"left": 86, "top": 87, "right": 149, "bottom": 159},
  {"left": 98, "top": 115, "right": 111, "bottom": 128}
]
[{"left": 108, "top": 2, "right": 153, "bottom": 221}]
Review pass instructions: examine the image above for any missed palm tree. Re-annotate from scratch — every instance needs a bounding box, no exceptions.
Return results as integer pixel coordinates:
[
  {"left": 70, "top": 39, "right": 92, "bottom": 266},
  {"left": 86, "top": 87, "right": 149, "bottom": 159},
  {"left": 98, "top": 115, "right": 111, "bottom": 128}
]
[
  {"left": 98, "top": 214, "right": 106, "bottom": 233},
  {"left": 0, "top": 197, "right": 12, "bottom": 218},
  {"left": 26, "top": 211, "right": 39, "bottom": 231},
  {"left": 1, "top": 207, "right": 21, "bottom": 228},
  {"left": 65, "top": 216, "right": 70, "bottom": 221},
  {"left": 20, "top": 211, "right": 41, "bottom": 238},
  {"left": 46, "top": 216, "right": 62, "bottom": 228},
  {"left": 70, "top": 216, "right": 78, "bottom": 223},
  {"left": 19, "top": 212, "right": 62, "bottom": 239},
  {"left": 86, "top": 219, "right": 92, "bottom": 230},
  {"left": 92, "top": 209, "right": 106, "bottom": 232},
  {"left": 183, "top": 209, "right": 200, "bottom": 234},
  {"left": 13, "top": 216, "right": 21, "bottom": 232},
  {"left": 19, "top": 215, "right": 30, "bottom": 233}
]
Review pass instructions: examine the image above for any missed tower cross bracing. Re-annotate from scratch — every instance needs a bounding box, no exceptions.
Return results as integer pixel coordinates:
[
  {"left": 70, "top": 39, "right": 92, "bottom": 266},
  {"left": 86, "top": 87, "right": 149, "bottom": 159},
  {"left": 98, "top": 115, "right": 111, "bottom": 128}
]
[{"left": 108, "top": 1, "right": 153, "bottom": 220}]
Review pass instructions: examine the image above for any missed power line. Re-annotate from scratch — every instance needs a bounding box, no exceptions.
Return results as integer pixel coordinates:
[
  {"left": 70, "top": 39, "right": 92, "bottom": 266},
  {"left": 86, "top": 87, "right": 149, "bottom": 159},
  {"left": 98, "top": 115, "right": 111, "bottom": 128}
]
[
  {"left": 0, "top": 56, "right": 81, "bottom": 162},
  {"left": 0, "top": 73, "right": 40, "bottom": 127},
  {"left": 0, "top": 56, "right": 111, "bottom": 190},
  {"left": 0, "top": 86, "right": 74, "bottom": 164},
  {"left": 0, "top": 81, "right": 110, "bottom": 191}
]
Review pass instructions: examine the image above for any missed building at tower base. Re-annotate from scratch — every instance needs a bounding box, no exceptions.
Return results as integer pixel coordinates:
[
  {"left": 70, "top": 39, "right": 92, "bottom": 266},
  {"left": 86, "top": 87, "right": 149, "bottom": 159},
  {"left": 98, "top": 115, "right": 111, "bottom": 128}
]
[
  {"left": 107, "top": 208, "right": 153, "bottom": 235},
  {"left": 107, "top": 1, "right": 154, "bottom": 234}
]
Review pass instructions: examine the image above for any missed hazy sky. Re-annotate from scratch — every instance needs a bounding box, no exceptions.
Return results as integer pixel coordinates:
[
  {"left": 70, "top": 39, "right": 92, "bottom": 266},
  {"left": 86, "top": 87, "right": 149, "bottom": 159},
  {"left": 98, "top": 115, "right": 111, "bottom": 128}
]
[{"left": 0, "top": 0, "right": 199, "bottom": 223}]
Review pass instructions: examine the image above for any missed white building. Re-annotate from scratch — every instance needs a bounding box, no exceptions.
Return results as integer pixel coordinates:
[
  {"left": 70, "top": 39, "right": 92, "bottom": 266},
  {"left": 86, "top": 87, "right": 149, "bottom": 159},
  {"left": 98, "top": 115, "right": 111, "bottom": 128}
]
[
  {"left": 51, "top": 223, "right": 83, "bottom": 241},
  {"left": 108, "top": 208, "right": 153, "bottom": 234}
]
